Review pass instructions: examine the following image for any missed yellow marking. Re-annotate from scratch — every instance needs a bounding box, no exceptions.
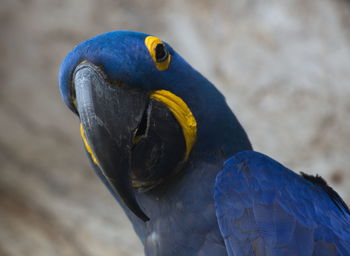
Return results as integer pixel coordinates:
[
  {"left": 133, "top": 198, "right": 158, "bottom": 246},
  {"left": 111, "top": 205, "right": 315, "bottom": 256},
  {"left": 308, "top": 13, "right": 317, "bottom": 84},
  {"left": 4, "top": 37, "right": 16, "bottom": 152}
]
[
  {"left": 132, "top": 135, "right": 144, "bottom": 145},
  {"left": 132, "top": 182, "right": 144, "bottom": 188},
  {"left": 80, "top": 123, "right": 100, "bottom": 166},
  {"left": 150, "top": 90, "right": 197, "bottom": 161},
  {"left": 145, "top": 36, "right": 171, "bottom": 71},
  {"left": 72, "top": 98, "right": 77, "bottom": 109}
]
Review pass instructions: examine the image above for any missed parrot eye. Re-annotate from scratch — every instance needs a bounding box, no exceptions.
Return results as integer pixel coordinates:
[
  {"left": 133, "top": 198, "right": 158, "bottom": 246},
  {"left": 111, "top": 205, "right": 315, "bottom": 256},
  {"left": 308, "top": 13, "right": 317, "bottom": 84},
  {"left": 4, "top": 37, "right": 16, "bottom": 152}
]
[
  {"left": 145, "top": 36, "right": 171, "bottom": 71},
  {"left": 155, "top": 43, "right": 168, "bottom": 62}
]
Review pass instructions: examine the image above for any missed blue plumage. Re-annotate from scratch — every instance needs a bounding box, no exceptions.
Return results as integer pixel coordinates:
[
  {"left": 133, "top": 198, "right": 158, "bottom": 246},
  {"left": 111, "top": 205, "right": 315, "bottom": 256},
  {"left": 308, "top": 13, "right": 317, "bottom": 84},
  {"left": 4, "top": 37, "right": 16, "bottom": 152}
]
[
  {"left": 59, "top": 31, "right": 350, "bottom": 255},
  {"left": 214, "top": 151, "right": 350, "bottom": 255}
]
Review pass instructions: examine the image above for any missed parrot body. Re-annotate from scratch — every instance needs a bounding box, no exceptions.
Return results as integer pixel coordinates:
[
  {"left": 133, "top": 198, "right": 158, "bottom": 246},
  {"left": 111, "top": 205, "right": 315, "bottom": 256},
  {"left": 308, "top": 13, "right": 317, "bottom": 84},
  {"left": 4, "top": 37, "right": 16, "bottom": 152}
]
[{"left": 59, "top": 31, "right": 350, "bottom": 255}]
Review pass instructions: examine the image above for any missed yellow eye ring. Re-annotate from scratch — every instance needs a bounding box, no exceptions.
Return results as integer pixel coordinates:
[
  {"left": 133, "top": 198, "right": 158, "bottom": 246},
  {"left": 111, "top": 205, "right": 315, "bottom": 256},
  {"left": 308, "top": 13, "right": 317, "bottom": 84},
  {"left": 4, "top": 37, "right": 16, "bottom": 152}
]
[{"left": 145, "top": 36, "right": 171, "bottom": 71}]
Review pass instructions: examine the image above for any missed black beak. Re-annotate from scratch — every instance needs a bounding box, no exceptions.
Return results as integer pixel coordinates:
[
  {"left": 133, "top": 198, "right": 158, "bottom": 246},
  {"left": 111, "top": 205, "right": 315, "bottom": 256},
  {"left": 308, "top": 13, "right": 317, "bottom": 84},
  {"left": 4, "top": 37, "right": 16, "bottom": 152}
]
[{"left": 73, "top": 62, "right": 150, "bottom": 221}]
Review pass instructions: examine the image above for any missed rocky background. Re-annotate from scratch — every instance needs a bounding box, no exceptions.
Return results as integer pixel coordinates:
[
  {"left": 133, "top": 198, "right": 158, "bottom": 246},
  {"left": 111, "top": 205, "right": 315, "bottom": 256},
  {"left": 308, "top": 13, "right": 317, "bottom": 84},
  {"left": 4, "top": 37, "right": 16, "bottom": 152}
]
[{"left": 1, "top": 0, "right": 350, "bottom": 255}]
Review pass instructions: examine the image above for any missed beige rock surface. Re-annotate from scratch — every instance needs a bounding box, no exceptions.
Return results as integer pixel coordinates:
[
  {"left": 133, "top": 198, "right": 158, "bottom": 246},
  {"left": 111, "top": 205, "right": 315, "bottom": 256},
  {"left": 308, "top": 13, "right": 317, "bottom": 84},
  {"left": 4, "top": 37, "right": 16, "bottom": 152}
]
[{"left": 1, "top": 0, "right": 349, "bottom": 255}]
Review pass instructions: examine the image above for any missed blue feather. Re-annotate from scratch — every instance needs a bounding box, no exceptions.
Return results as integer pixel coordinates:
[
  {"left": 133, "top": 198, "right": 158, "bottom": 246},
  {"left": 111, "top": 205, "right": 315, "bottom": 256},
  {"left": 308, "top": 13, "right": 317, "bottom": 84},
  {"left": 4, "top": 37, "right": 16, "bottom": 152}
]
[{"left": 214, "top": 150, "right": 350, "bottom": 256}]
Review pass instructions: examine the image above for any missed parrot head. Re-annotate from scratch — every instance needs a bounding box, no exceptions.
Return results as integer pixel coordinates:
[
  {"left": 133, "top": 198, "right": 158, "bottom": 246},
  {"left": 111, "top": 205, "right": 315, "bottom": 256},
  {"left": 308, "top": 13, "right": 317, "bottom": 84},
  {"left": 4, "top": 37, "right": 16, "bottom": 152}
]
[{"left": 59, "top": 31, "right": 251, "bottom": 222}]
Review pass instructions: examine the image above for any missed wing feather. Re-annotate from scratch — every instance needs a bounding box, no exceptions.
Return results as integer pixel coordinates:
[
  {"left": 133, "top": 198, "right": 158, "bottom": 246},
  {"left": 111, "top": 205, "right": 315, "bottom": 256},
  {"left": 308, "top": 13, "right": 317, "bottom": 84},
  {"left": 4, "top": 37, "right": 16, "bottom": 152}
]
[{"left": 214, "top": 151, "right": 350, "bottom": 256}]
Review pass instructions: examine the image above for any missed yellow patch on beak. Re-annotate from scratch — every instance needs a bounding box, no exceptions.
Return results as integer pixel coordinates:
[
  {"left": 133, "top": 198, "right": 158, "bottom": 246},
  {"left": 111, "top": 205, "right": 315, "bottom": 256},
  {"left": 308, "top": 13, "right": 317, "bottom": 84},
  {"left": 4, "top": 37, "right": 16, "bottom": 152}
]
[
  {"left": 145, "top": 36, "right": 171, "bottom": 71},
  {"left": 150, "top": 90, "right": 197, "bottom": 161},
  {"left": 80, "top": 123, "right": 100, "bottom": 167}
]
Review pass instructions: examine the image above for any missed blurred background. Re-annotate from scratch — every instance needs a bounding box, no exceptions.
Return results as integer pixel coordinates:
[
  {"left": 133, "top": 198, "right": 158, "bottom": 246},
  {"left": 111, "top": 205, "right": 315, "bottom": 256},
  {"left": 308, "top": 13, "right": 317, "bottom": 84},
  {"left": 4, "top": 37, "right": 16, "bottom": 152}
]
[{"left": 1, "top": 0, "right": 350, "bottom": 255}]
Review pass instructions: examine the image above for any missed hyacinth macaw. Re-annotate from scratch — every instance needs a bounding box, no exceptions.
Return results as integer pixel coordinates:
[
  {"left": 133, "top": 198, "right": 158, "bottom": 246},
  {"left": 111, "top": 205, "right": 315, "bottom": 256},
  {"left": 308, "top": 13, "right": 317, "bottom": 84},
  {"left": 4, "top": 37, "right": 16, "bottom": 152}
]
[{"left": 59, "top": 31, "right": 350, "bottom": 255}]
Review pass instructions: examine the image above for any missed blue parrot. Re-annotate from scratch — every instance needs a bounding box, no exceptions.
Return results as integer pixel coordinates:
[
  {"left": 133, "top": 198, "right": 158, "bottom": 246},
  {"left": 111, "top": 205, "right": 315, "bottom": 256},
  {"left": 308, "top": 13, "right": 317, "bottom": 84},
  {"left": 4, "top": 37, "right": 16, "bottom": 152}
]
[{"left": 59, "top": 31, "right": 350, "bottom": 255}]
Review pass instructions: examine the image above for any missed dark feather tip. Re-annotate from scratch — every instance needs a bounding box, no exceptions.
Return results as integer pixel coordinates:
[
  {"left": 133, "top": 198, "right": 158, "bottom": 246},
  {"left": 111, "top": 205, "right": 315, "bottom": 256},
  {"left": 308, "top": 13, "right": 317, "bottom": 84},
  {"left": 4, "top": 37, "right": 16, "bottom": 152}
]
[{"left": 301, "top": 172, "right": 350, "bottom": 215}]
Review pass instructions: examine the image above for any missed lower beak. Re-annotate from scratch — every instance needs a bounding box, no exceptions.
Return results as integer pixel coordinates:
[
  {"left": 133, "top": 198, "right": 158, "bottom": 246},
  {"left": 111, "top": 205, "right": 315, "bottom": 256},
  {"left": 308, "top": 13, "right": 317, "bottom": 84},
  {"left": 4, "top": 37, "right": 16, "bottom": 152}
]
[{"left": 73, "top": 62, "right": 150, "bottom": 221}]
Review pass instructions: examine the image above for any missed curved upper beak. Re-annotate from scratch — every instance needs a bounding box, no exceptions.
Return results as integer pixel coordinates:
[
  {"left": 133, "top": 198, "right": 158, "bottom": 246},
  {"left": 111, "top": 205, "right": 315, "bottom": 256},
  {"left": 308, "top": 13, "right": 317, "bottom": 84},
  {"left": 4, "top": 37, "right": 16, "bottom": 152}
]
[{"left": 73, "top": 62, "right": 150, "bottom": 221}]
